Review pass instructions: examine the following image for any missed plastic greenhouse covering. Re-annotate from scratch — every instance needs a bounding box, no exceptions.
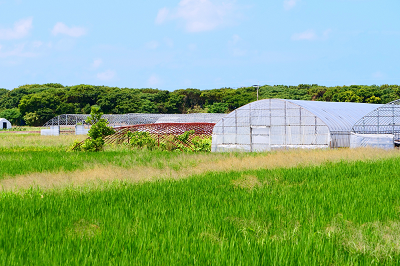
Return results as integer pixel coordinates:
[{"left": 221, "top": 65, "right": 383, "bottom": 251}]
[
  {"left": 352, "top": 99, "right": 400, "bottom": 136},
  {"left": 350, "top": 133, "right": 394, "bottom": 149},
  {"left": 211, "top": 99, "right": 383, "bottom": 152}
]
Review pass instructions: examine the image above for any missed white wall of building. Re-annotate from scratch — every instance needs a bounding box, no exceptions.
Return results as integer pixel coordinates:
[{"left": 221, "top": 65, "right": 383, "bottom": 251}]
[{"left": 0, "top": 118, "right": 12, "bottom": 129}]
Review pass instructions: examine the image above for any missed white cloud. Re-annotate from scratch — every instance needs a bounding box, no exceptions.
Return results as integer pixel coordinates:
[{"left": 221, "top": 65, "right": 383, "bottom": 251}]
[
  {"left": 0, "top": 43, "right": 37, "bottom": 58},
  {"left": 97, "top": 70, "right": 115, "bottom": 81},
  {"left": 292, "top": 29, "right": 332, "bottom": 41},
  {"left": 229, "top": 34, "right": 241, "bottom": 45},
  {"left": 145, "top": 41, "right": 159, "bottom": 49},
  {"left": 284, "top": 0, "right": 300, "bottom": 10},
  {"left": 156, "top": 7, "right": 170, "bottom": 24},
  {"left": 92, "top": 59, "right": 102, "bottom": 68},
  {"left": 52, "top": 22, "right": 87, "bottom": 37},
  {"left": 148, "top": 74, "right": 162, "bottom": 87},
  {"left": 0, "top": 17, "right": 33, "bottom": 40},
  {"left": 292, "top": 29, "right": 317, "bottom": 41},
  {"left": 32, "top": 41, "right": 43, "bottom": 48},
  {"left": 155, "top": 0, "right": 237, "bottom": 32}
]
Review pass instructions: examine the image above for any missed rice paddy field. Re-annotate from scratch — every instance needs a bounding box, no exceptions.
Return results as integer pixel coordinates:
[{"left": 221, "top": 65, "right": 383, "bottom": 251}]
[{"left": 2, "top": 133, "right": 400, "bottom": 265}]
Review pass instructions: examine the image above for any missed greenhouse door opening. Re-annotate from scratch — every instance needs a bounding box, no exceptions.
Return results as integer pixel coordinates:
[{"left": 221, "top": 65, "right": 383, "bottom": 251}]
[
  {"left": 2, "top": 122, "right": 6, "bottom": 129},
  {"left": 251, "top": 126, "right": 270, "bottom": 152}
]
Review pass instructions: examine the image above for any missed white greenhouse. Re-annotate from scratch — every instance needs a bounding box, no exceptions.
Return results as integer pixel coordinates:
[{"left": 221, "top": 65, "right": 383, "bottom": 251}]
[
  {"left": 351, "top": 99, "right": 400, "bottom": 149},
  {"left": 0, "top": 118, "right": 12, "bottom": 129},
  {"left": 211, "top": 99, "right": 384, "bottom": 152}
]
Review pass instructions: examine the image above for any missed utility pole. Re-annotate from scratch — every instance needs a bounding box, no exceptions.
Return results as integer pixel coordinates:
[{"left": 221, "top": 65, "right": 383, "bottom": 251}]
[{"left": 253, "top": 82, "right": 260, "bottom": 101}]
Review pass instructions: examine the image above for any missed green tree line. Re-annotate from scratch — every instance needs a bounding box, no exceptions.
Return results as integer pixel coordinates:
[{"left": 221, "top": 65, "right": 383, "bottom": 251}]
[{"left": 1, "top": 83, "right": 400, "bottom": 126}]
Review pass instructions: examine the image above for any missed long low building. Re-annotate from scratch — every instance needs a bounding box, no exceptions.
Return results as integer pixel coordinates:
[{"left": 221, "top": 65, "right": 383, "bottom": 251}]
[
  {"left": 43, "top": 113, "right": 227, "bottom": 127},
  {"left": 211, "top": 99, "right": 384, "bottom": 152}
]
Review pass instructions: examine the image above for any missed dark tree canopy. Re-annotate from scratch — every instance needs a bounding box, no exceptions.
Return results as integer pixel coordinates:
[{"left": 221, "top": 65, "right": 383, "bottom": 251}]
[{"left": 0, "top": 83, "right": 399, "bottom": 126}]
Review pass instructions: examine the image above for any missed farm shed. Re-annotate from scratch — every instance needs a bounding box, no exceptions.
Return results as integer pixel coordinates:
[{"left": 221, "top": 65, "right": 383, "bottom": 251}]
[
  {"left": 0, "top": 118, "right": 12, "bottom": 129},
  {"left": 211, "top": 99, "right": 383, "bottom": 152},
  {"left": 351, "top": 99, "right": 400, "bottom": 149}
]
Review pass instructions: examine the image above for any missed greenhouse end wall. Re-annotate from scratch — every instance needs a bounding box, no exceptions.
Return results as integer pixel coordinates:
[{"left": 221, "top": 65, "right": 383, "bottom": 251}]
[
  {"left": 349, "top": 99, "right": 400, "bottom": 149},
  {"left": 211, "top": 99, "right": 331, "bottom": 152},
  {"left": 350, "top": 133, "right": 394, "bottom": 149}
]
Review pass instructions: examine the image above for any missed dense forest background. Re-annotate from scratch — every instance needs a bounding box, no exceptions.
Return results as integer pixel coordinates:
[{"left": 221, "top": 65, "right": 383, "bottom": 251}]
[{"left": 1, "top": 83, "right": 400, "bottom": 126}]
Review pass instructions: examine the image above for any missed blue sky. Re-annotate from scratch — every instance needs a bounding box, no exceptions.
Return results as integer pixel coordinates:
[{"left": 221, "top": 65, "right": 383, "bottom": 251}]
[{"left": 0, "top": 0, "right": 399, "bottom": 90}]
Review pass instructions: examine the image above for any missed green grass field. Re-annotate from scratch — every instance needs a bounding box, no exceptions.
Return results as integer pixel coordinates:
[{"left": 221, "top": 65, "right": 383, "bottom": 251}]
[{"left": 1, "top": 134, "right": 400, "bottom": 265}]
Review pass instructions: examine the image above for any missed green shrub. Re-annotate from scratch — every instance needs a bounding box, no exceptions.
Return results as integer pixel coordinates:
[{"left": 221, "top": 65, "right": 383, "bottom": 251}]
[
  {"left": 125, "top": 129, "right": 210, "bottom": 152},
  {"left": 192, "top": 136, "right": 212, "bottom": 152},
  {"left": 23, "top": 112, "right": 41, "bottom": 126},
  {"left": 127, "top": 131, "right": 157, "bottom": 150},
  {"left": 73, "top": 106, "right": 115, "bottom": 152},
  {"left": 207, "top": 102, "right": 228, "bottom": 113},
  {"left": 175, "top": 130, "right": 194, "bottom": 143},
  {"left": 0, "top": 108, "right": 22, "bottom": 125}
]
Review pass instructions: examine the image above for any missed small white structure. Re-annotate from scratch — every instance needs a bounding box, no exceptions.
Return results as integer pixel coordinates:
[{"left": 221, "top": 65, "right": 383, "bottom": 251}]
[
  {"left": 0, "top": 118, "right": 12, "bottom": 129},
  {"left": 350, "top": 133, "right": 394, "bottom": 149},
  {"left": 41, "top": 126, "right": 60, "bottom": 136},
  {"left": 75, "top": 125, "right": 90, "bottom": 135}
]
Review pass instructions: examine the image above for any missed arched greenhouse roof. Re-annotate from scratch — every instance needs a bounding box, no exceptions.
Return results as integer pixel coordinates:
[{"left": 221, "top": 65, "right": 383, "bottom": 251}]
[
  {"left": 287, "top": 100, "right": 383, "bottom": 133},
  {"left": 352, "top": 99, "right": 400, "bottom": 134},
  {"left": 227, "top": 99, "right": 383, "bottom": 133}
]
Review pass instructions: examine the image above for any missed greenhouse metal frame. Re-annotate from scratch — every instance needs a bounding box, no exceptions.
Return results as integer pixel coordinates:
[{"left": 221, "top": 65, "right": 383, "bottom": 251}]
[
  {"left": 351, "top": 99, "right": 400, "bottom": 148},
  {"left": 211, "top": 99, "right": 383, "bottom": 152},
  {"left": 72, "top": 122, "right": 215, "bottom": 151},
  {"left": 43, "top": 113, "right": 226, "bottom": 127}
]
